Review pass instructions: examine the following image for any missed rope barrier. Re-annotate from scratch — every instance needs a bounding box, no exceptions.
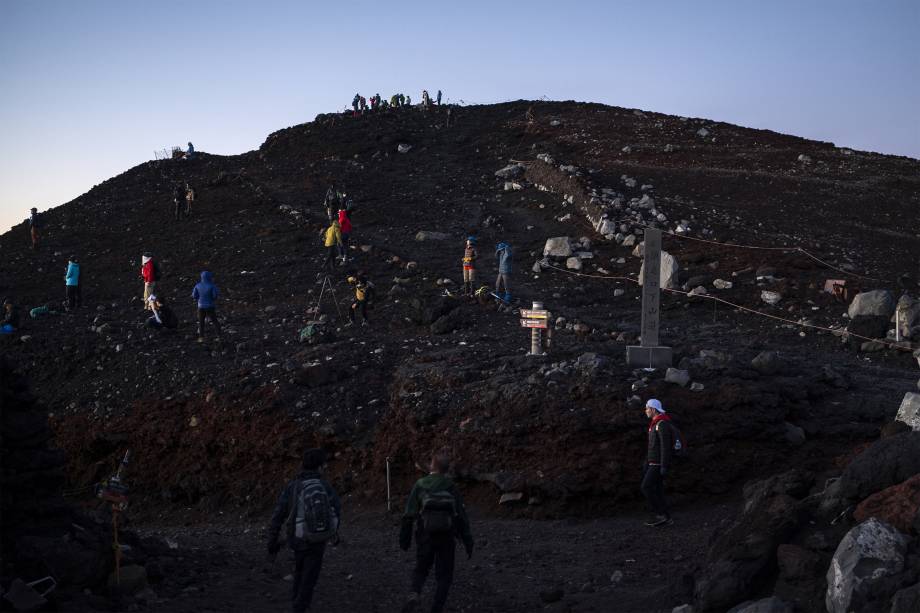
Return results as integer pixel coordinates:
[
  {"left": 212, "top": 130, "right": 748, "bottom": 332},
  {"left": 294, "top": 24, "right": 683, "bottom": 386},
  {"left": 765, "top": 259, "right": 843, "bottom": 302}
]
[{"left": 542, "top": 263, "right": 910, "bottom": 351}]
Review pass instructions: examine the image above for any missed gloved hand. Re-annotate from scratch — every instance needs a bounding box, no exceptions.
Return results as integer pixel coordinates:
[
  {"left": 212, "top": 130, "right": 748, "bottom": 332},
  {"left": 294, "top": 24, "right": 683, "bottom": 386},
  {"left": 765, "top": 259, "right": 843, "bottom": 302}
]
[
  {"left": 660, "top": 466, "right": 668, "bottom": 477},
  {"left": 399, "top": 518, "right": 414, "bottom": 551},
  {"left": 267, "top": 540, "right": 281, "bottom": 556},
  {"left": 463, "top": 537, "right": 474, "bottom": 560}
]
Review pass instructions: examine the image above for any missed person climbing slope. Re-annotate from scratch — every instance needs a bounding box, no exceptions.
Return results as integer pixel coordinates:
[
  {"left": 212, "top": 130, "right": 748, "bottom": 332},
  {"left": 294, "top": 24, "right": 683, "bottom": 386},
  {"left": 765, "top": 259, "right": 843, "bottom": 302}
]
[
  {"left": 140, "top": 253, "right": 159, "bottom": 310},
  {"left": 338, "top": 206, "right": 353, "bottom": 264},
  {"left": 461, "top": 237, "right": 478, "bottom": 297},
  {"left": 64, "top": 256, "right": 81, "bottom": 310},
  {"left": 346, "top": 274, "right": 374, "bottom": 326},
  {"left": 191, "top": 270, "right": 222, "bottom": 341},
  {"left": 322, "top": 219, "right": 343, "bottom": 272},
  {"left": 495, "top": 241, "right": 513, "bottom": 305}
]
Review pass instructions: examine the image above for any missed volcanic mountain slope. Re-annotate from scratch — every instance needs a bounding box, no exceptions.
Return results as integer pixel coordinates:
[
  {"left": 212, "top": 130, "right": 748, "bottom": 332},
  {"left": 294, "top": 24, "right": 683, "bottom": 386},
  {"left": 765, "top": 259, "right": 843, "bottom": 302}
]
[{"left": 0, "top": 100, "right": 918, "bottom": 516}]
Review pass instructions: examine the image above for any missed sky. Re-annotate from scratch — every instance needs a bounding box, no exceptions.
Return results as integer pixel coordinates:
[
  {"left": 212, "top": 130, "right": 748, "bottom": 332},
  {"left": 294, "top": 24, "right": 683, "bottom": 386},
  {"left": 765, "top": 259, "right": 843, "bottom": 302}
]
[{"left": 1, "top": 0, "right": 918, "bottom": 233}]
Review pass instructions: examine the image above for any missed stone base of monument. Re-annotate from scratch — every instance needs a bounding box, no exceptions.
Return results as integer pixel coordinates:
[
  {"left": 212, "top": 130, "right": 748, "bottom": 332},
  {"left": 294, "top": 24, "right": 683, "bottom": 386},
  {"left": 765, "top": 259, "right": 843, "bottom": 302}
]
[{"left": 626, "top": 345, "right": 673, "bottom": 369}]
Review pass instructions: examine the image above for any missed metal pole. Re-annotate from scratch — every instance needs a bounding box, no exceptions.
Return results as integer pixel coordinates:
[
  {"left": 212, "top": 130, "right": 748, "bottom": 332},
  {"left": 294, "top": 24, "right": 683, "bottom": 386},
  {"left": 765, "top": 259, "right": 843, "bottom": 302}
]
[
  {"left": 386, "top": 457, "right": 392, "bottom": 511},
  {"left": 895, "top": 308, "right": 901, "bottom": 342},
  {"left": 530, "top": 301, "right": 543, "bottom": 355}
]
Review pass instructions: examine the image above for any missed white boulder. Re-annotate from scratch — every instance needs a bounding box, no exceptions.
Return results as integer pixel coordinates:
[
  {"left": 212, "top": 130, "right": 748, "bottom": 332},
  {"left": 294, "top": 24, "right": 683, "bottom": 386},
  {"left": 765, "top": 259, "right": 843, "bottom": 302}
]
[
  {"left": 543, "top": 237, "right": 573, "bottom": 257},
  {"left": 639, "top": 251, "right": 679, "bottom": 289},
  {"left": 895, "top": 392, "right": 920, "bottom": 431}
]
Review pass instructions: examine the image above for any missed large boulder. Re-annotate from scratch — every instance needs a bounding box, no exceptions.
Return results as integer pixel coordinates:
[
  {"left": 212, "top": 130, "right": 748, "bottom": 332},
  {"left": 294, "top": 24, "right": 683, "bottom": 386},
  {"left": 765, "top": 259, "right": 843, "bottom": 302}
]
[
  {"left": 694, "top": 470, "right": 812, "bottom": 611},
  {"left": 847, "top": 290, "right": 895, "bottom": 319},
  {"left": 819, "top": 432, "right": 920, "bottom": 516},
  {"left": 639, "top": 250, "right": 679, "bottom": 289},
  {"left": 825, "top": 518, "right": 910, "bottom": 613},
  {"left": 846, "top": 315, "right": 890, "bottom": 340},
  {"left": 895, "top": 295, "right": 920, "bottom": 339},
  {"left": 494, "top": 164, "right": 525, "bottom": 179},
  {"left": 543, "top": 237, "right": 573, "bottom": 257},
  {"left": 896, "top": 392, "right": 920, "bottom": 430},
  {"left": 853, "top": 474, "right": 920, "bottom": 535}
]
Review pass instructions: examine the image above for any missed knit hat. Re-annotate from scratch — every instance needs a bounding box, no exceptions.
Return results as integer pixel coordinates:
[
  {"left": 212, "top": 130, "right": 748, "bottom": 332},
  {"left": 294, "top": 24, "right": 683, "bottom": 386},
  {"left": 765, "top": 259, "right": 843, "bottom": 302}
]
[{"left": 646, "top": 399, "right": 665, "bottom": 413}]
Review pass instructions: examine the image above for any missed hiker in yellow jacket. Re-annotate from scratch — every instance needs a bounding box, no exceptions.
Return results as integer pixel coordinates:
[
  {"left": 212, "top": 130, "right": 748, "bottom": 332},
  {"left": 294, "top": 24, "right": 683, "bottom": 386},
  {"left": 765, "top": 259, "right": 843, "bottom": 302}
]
[{"left": 322, "top": 220, "right": 342, "bottom": 271}]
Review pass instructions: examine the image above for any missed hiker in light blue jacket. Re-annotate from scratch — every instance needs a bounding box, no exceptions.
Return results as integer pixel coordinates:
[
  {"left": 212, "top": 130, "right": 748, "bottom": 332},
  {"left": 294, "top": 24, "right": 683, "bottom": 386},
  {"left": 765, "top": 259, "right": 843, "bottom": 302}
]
[
  {"left": 495, "top": 242, "right": 513, "bottom": 304},
  {"left": 65, "top": 256, "right": 81, "bottom": 310}
]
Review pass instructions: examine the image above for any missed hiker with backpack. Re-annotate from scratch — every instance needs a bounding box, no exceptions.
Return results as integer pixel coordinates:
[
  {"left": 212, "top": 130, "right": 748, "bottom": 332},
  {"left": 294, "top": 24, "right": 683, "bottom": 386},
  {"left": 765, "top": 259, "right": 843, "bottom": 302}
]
[
  {"left": 64, "top": 256, "right": 81, "bottom": 310},
  {"left": 268, "top": 448, "right": 341, "bottom": 613},
  {"left": 461, "top": 236, "right": 478, "bottom": 297},
  {"left": 322, "top": 218, "right": 343, "bottom": 272},
  {"left": 346, "top": 274, "right": 374, "bottom": 326},
  {"left": 191, "top": 271, "right": 221, "bottom": 341},
  {"left": 28, "top": 207, "right": 42, "bottom": 250},
  {"left": 140, "top": 253, "right": 160, "bottom": 310},
  {"left": 337, "top": 206, "right": 352, "bottom": 264},
  {"left": 185, "top": 183, "right": 196, "bottom": 217},
  {"left": 1, "top": 299, "right": 20, "bottom": 335},
  {"left": 399, "top": 449, "right": 474, "bottom": 613},
  {"left": 641, "top": 398, "right": 683, "bottom": 527}
]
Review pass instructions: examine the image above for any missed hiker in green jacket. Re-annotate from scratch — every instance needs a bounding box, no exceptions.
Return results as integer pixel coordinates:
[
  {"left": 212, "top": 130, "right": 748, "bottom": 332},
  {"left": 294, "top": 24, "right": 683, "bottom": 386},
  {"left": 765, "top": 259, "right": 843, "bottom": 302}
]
[{"left": 399, "top": 450, "right": 473, "bottom": 613}]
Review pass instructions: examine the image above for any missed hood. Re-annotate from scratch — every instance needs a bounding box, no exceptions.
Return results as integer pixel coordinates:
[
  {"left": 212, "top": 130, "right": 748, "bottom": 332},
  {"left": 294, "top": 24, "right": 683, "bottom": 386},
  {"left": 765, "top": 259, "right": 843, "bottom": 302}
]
[{"left": 200, "top": 271, "right": 213, "bottom": 283}]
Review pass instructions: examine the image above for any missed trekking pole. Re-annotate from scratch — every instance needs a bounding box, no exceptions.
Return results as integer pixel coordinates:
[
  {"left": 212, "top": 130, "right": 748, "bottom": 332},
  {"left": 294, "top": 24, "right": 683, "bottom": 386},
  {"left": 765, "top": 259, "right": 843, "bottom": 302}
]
[{"left": 386, "top": 457, "right": 392, "bottom": 511}]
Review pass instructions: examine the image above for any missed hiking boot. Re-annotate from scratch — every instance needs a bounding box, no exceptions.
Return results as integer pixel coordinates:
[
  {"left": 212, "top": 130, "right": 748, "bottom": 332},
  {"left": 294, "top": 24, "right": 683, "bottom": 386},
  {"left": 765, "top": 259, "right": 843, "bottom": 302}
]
[
  {"left": 361, "top": 320, "right": 369, "bottom": 327},
  {"left": 401, "top": 593, "right": 420, "bottom": 613},
  {"left": 644, "top": 515, "right": 672, "bottom": 527}
]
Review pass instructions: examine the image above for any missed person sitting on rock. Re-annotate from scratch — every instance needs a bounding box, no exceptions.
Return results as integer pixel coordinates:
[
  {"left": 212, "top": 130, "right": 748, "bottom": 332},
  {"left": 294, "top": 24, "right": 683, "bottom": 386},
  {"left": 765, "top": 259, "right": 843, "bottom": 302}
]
[
  {"left": 146, "top": 295, "right": 178, "bottom": 330},
  {"left": 268, "top": 448, "right": 342, "bottom": 613},
  {"left": 346, "top": 274, "right": 374, "bottom": 326},
  {"left": 399, "top": 449, "right": 474, "bottom": 613},
  {"left": 185, "top": 142, "right": 195, "bottom": 160},
  {"left": 191, "top": 271, "right": 221, "bottom": 341},
  {"left": 642, "top": 398, "right": 675, "bottom": 527},
  {"left": 461, "top": 236, "right": 478, "bottom": 297},
  {"left": 1, "top": 298, "right": 20, "bottom": 335},
  {"left": 494, "top": 241, "right": 513, "bottom": 305}
]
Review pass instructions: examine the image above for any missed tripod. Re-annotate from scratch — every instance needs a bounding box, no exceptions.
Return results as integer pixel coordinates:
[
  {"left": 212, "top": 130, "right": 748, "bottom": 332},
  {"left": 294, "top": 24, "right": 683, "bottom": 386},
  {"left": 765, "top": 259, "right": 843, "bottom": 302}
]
[{"left": 315, "top": 274, "right": 343, "bottom": 318}]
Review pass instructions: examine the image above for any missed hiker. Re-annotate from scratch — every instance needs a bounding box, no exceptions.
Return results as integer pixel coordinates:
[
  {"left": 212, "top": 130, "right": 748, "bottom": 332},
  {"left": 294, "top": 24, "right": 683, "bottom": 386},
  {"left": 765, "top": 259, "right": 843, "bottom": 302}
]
[
  {"left": 64, "top": 256, "right": 81, "bottom": 310},
  {"left": 347, "top": 274, "right": 374, "bottom": 326},
  {"left": 398, "top": 93, "right": 405, "bottom": 107},
  {"left": 352, "top": 93, "right": 360, "bottom": 117},
  {"left": 1, "top": 299, "right": 20, "bottom": 335},
  {"left": 185, "top": 183, "right": 196, "bottom": 217},
  {"left": 436, "top": 90, "right": 442, "bottom": 105},
  {"left": 641, "top": 399, "right": 675, "bottom": 527},
  {"left": 461, "top": 237, "right": 478, "bottom": 297},
  {"left": 192, "top": 271, "right": 221, "bottom": 340},
  {"left": 495, "top": 242, "right": 513, "bottom": 304},
  {"left": 140, "top": 253, "right": 159, "bottom": 310},
  {"left": 268, "top": 448, "right": 342, "bottom": 613},
  {"left": 173, "top": 183, "right": 185, "bottom": 220},
  {"left": 322, "top": 219, "right": 343, "bottom": 272},
  {"left": 390, "top": 94, "right": 399, "bottom": 108},
  {"left": 399, "top": 449, "right": 474, "bottom": 613},
  {"left": 445, "top": 106, "right": 452, "bottom": 128},
  {"left": 28, "top": 207, "right": 42, "bottom": 250},
  {"left": 185, "top": 142, "right": 195, "bottom": 160},
  {"left": 338, "top": 207, "right": 352, "bottom": 264},
  {"left": 324, "top": 184, "right": 340, "bottom": 220},
  {"left": 421, "top": 90, "right": 430, "bottom": 107},
  {"left": 406, "top": 94, "right": 412, "bottom": 106},
  {"left": 146, "top": 295, "right": 178, "bottom": 330}
]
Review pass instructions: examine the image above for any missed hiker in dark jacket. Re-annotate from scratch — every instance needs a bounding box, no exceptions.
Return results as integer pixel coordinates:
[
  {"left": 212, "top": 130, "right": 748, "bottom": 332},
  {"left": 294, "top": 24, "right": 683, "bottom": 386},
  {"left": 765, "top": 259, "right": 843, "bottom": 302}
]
[
  {"left": 191, "top": 271, "right": 221, "bottom": 340},
  {"left": 642, "top": 398, "right": 675, "bottom": 527},
  {"left": 29, "top": 207, "right": 42, "bottom": 250},
  {"left": 495, "top": 241, "right": 513, "bottom": 304},
  {"left": 399, "top": 450, "right": 474, "bottom": 613},
  {"left": 173, "top": 183, "right": 187, "bottom": 220},
  {"left": 146, "top": 295, "right": 178, "bottom": 330},
  {"left": 268, "top": 448, "right": 342, "bottom": 613}
]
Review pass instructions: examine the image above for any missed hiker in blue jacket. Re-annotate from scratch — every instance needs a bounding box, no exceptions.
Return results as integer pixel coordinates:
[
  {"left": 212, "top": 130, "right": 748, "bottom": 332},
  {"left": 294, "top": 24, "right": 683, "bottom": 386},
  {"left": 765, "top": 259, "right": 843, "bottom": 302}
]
[
  {"left": 191, "top": 271, "right": 221, "bottom": 340},
  {"left": 268, "top": 449, "right": 342, "bottom": 613},
  {"left": 495, "top": 242, "right": 513, "bottom": 304},
  {"left": 64, "top": 256, "right": 81, "bottom": 310}
]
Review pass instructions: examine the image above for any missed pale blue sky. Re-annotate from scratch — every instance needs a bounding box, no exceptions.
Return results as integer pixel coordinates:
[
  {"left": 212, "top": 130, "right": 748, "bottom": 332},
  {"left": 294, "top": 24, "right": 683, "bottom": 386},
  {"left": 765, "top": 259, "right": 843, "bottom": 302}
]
[{"left": 1, "top": 0, "right": 918, "bottom": 232}]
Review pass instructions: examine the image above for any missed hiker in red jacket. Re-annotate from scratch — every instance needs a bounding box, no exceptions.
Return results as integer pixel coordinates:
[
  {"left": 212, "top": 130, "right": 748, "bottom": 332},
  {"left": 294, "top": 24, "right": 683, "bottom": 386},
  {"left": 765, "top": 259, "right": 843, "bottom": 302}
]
[
  {"left": 140, "top": 253, "right": 158, "bottom": 310},
  {"left": 642, "top": 398, "right": 675, "bottom": 527},
  {"left": 337, "top": 207, "right": 352, "bottom": 264}
]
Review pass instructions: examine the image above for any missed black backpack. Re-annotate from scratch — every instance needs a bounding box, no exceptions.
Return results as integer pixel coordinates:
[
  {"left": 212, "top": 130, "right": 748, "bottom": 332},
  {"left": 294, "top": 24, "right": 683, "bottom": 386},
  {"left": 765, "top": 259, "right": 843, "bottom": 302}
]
[
  {"left": 419, "top": 490, "right": 457, "bottom": 535},
  {"left": 152, "top": 260, "right": 162, "bottom": 281},
  {"left": 665, "top": 417, "right": 688, "bottom": 458},
  {"left": 290, "top": 478, "right": 337, "bottom": 545}
]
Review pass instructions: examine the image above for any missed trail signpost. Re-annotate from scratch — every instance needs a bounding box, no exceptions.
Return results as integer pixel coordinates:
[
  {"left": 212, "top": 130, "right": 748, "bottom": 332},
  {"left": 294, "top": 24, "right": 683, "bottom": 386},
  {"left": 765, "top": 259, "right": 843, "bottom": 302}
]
[
  {"left": 627, "top": 228, "right": 673, "bottom": 368},
  {"left": 521, "top": 301, "right": 551, "bottom": 355}
]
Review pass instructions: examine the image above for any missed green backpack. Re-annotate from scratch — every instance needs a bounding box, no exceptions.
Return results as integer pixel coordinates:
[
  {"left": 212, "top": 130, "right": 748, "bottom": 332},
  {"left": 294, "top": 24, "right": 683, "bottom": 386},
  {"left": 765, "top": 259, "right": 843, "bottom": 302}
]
[{"left": 419, "top": 490, "right": 457, "bottom": 534}]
